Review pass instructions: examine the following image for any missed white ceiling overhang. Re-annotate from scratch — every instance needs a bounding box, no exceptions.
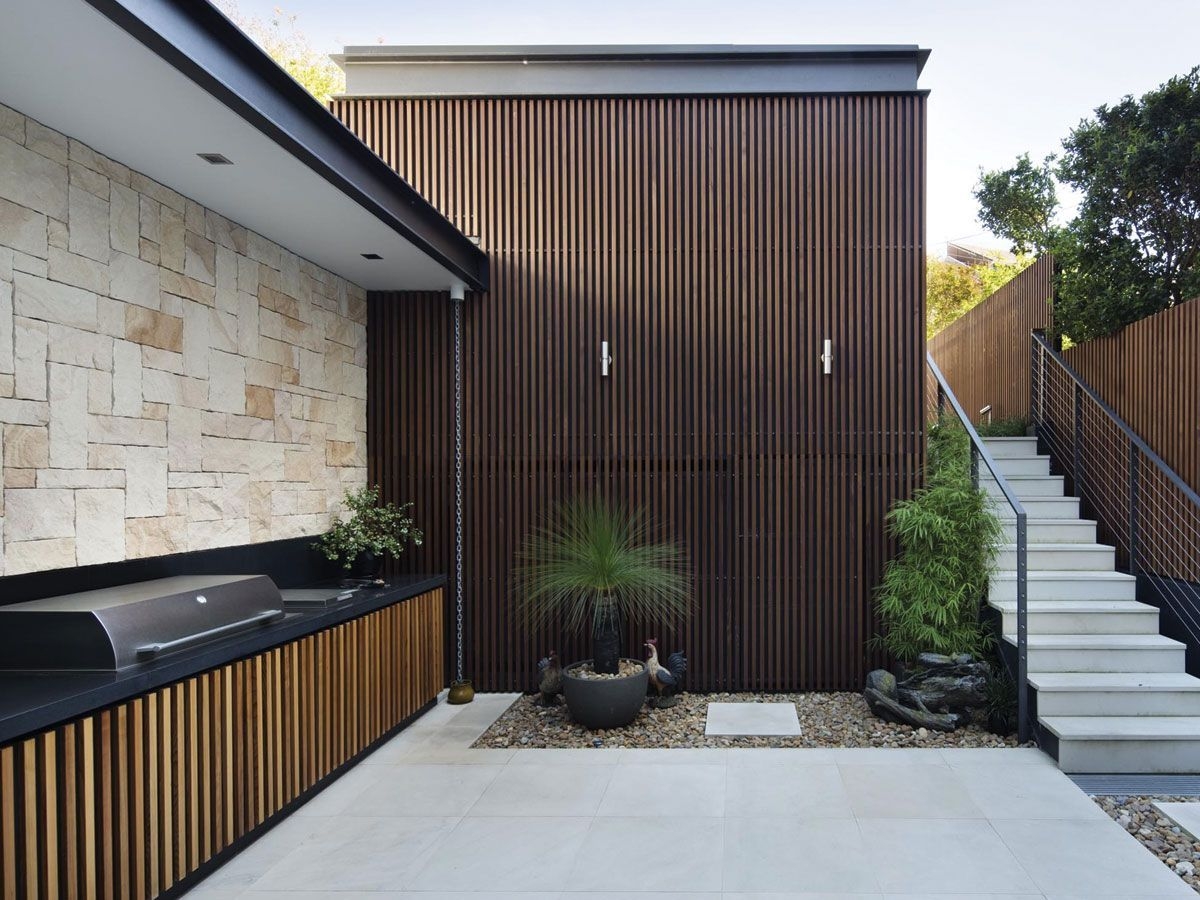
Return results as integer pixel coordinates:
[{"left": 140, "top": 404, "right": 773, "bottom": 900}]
[{"left": 0, "top": 0, "right": 487, "bottom": 293}]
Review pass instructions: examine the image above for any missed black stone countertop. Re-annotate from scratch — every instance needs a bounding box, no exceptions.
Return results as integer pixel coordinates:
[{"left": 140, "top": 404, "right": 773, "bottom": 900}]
[{"left": 0, "top": 574, "right": 445, "bottom": 746}]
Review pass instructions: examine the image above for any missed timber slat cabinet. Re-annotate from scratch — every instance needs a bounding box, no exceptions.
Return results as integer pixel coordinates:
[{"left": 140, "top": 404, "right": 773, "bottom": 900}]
[{"left": 0, "top": 587, "right": 444, "bottom": 900}]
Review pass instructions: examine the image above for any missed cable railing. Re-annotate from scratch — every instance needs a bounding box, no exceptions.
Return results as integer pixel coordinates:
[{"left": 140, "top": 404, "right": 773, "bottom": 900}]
[
  {"left": 926, "top": 353, "right": 1032, "bottom": 743},
  {"left": 1031, "top": 332, "right": 1200, "bottom": 670}
]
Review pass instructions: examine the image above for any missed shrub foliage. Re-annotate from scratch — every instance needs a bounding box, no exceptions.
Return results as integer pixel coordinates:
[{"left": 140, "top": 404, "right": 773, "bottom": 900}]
[{"left": 873, "top": 418, "right": 1002, "bottom": 662}]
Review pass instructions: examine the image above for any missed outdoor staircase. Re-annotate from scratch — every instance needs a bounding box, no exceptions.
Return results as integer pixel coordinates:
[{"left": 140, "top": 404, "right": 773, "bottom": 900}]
[{"left": 983, "top": 436, "right": 1200, "bottom": 773}]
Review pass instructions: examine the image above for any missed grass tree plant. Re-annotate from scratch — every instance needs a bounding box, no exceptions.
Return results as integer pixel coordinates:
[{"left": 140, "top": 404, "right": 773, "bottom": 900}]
[{"left": 516, "top": 495, "right": 691, "bottom": 675}]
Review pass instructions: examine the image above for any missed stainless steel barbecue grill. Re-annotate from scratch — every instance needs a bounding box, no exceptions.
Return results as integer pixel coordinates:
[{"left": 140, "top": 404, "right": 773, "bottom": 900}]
[{"left": 0, "top": 575, "right": 285, "bottom": 671}]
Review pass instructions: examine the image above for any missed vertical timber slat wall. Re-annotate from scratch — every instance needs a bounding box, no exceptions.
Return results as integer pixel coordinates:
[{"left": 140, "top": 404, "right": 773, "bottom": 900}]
[
  {"left": 1062, "top": 297, "right": 1200, "bottom": 494},
  {"left": 926, "top": 255, "right": 1054, "bottom": 424},
  {"left": 930, "top": 255, "right": 1199, "bottom": 496},
  {"left": 338, "top": 95, "right": 927, "bottom": 692},
  {"left": 0, "top": 589, "right": 443, "bottom": 900}
]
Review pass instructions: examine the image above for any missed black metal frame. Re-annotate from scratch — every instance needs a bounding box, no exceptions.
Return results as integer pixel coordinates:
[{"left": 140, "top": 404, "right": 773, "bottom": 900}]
[
  {"left": 82, "top": 0, "right": 488, "bottom": 291},
  {"left": 928, "top": 354, "right": 1032, "bottom": 743}
]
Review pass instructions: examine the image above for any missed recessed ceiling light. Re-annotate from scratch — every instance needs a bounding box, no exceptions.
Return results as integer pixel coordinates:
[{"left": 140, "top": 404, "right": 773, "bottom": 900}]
[
  {"left": 361, "top": 253, "right": 383, "bottom": 260},
  {"left": 197, "top": 152, "right": 233, "bottom": 165}
]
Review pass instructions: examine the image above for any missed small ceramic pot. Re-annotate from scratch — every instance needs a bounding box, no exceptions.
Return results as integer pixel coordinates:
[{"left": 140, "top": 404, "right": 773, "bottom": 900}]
[{"left": 448, "top": 679, "right": 475, "bottom": 705}]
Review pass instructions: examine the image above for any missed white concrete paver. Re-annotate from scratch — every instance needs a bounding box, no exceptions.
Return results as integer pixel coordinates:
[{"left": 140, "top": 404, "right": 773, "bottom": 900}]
[
  {"left": 184, "top": 692, "right": 1195, "bottom": 899},
  {"left": 705, "top": 700, "right": 802, "bottom": 736},
  {"left": 1154, "top": 800, "right": 1200, "bottom": 840}
]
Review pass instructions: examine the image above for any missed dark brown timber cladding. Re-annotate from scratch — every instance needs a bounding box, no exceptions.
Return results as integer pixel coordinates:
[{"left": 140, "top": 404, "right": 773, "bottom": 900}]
[
  {"left": 927, "top": 255, "right": 1054, "bottom": 424},
  {"left": 336, "top": 95, "right": 926, "bottom": 691},
  {"left": 0, "top": 590, "right": 444, "bottom": 900}
]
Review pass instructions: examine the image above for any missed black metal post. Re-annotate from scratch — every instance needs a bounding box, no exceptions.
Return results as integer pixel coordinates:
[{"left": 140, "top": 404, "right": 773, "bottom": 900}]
[
  {"left": 1073, "top": 383, "right": 1083, "bottom": 500},
  {"left": 970, "top": 443, "right": 979, "bottom": 490},
  {"left": 1016, "top": 510, "right": 1029, "bottom": 744},
  {"left": 937, "top": 383, "right": 945, "bottom": 418},
  {"left": 1029, "top": 335, "right": 1040, "bottom": 430},
  {"left": 1129, "top": 441, "right": 1140, "bottom": 578}
]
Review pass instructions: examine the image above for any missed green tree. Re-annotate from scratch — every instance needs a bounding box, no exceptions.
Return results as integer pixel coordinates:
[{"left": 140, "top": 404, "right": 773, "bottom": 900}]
[
  {"left": 976, "top": 67, "right": 1200, "bottom": 341},
  {"left": 926, "top": 257, "right": 983, "bottom": 338},
  {"left": 973, "top": 153, "right": 1059, "bottom": 255},
  {"left": 926, "top": 255, "right": 1034, "bottom": 338},
  {"left": 219, "top": 3, "right": 344, "bottom": 105}
]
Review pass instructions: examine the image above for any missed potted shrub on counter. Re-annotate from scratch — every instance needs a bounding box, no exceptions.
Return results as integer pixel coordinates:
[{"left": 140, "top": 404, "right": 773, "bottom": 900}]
[
  {"left": 316, "top": 485, "right": 423, "bottom": 580},
  {"left": 516, "top": 495, "right": 691, "bottom": 730}
]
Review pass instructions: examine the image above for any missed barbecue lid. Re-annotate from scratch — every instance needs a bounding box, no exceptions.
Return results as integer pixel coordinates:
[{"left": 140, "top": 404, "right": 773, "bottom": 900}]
[{"left": 0, "top": 575, "right": 285, "bottom": 671}]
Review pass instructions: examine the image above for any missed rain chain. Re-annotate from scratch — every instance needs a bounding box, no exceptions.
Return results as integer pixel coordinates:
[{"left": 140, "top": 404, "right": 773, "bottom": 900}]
[{"left": 452, "top": 293, "right": 465, "bottom": 684}]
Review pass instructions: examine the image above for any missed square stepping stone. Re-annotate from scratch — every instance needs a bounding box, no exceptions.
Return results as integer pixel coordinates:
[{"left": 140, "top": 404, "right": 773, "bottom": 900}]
[
  {"left": 1153, "top": 801, "right": 1200, "bottom": 841},
  {"left": 704, "top": 701, "right": 801, "bottom": 736}
]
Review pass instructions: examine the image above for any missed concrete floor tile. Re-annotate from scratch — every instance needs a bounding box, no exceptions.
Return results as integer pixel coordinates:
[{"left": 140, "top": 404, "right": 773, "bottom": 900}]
[
  {"left": 468, "top": 763, "right": 613, "bottom": 816},
  {"left": 408, "top": 816, "right": 590, "bottom": 892},
  {"left": 857, "top": 818, "right": 1038, "bottom": 895},
  {"left": 509, "top": 748, "right": 623, "bottom": 765},
  {"left": 397, "top": 746, "right": 516, "bottom": 765},
  {"left": 618, "top": 747, "right": 729, "bottom": 764},
  {"left": 251, "top": 816, "right": 457, "bottom": 892},
  {"left": 727, "top": 748, "right": 836, "bottom": 766},
  {"left": 939, "top": 747, "right": 1055, "bottom": 767},
  {"left": 722, "top": 817, "right": 879, "bottom": 893},
  {"left": 289, "top": 763, "right": 387, "bottom": 816},
  {"left": 840, "top": 764, "right": 983, "bottom": 818},
  {"left": 568, "top": 816, "right": 724, "bottom": 892},
  {"left": 953, "top": 763, "right": 1110, "bottom": 821},
  {"left": 992, "top": 818, "right": 1195, "bottom": 896},
  {"left": 597, "top": 763, "right": 726, "bottom": 817},
  {"left": 725, "top": 764, "right": 853, "bottom": 819},
  {"left": 182, "top": 816, "right": 333, "bottom": 893},
  {"left": 347, "top": 764, "right": 502, "bottom": 816},
  {"left": 830, "top": 748, "right": 948, "bottom": 765}
]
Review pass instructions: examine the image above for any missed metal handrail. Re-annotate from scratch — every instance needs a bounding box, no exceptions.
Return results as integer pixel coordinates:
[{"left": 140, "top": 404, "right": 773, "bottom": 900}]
[
  {"left": 1032, "top": 332, "right": 1200, "bottom": 510},
  {"left": 1031, "top": 330, "right": 1200, "bottom": 661},
  {"left": 926, "top": 353, "right": 1031, "bottom": 744}
]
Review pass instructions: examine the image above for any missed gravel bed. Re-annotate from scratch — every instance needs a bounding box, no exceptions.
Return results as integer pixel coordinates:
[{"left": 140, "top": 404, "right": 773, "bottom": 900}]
[
  {"left": 1092, "top": 795, "right": 1200, "bottom": 894},
  {"left": 473, "top": 690, "right": 1021, "bottom": 749}
]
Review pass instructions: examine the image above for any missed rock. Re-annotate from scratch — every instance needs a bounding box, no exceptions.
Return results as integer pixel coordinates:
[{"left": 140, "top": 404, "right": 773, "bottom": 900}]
[
  {"left": 1176, "top": 861, "right": 1195, "bottom": 877},
  {"left": 897, "top": 654, "right": 989, "bottom": 717},
  {"left": 865, "top": 669, "right": 896, "bottom": 699},
  {"left": 864, "top": 687, "right": 959, "bottom": 732}
]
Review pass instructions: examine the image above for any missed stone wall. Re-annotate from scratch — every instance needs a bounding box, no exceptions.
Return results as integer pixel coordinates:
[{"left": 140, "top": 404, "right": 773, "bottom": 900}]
[{"left": 0, "top": 103, "right": 367, "bottom": 575}]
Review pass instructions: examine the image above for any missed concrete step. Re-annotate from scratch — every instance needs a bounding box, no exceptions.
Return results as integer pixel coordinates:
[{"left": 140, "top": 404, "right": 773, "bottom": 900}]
[
  {"left": 983, "top": 474, "right": 1066, "bottom": 499},
  {"left": 1000, "top": 519, "right": 1097, "bottom": 544},
  {"left": 1042, "top": 716, "right": 1200, "bottom": 773},
  {"left": 991, "top": 599, "right": 1160, "bottom": 635},
  {"left": 993, "top": 496, "right": 1082, "bottom": 520},
  {"left": 1008, "top": 633, "right": 1187, "bottom": 673},
  {"left": 992, "top": 455, "right": 1051, "bottom": 477},
  {"left": 989, "top": 570, "right": 1137, "bottom": 602},
  {"left": 1031, "top": 673, "right": 1200, "bottom": 717},
  {"left": 995, "top": 542, "right": 1115, "bottom": 572},
  {"left": 983, "top": 436, "right": 1039, "bottom": 458}
]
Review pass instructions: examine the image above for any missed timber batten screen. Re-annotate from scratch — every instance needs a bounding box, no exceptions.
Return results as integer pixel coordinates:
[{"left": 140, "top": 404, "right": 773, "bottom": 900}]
[{"left": 339, "top": 94, "right": 927, "bottom": 691}]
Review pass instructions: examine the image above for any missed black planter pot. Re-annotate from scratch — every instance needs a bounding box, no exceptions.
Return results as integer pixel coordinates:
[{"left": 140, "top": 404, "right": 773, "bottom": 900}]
[
  {"left": 562, "top": 659, "right": 649, "bottom": 730},
  {"left": 351, "top": 550, "right": 381, "bottom": 579}
]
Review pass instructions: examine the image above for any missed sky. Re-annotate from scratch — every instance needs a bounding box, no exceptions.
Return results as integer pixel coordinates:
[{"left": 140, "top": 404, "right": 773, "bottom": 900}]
[{"left": 231, "top": 0, "right": 1200, "bottom": 253}]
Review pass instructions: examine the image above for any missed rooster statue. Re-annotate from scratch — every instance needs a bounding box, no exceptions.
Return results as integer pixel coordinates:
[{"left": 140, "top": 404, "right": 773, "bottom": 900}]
[
  {"left": 535, "top": 650, "right": 563, "bottom": 706},
  {"left": 644, "top": 638, "right": 687, "bottom": 708}
]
